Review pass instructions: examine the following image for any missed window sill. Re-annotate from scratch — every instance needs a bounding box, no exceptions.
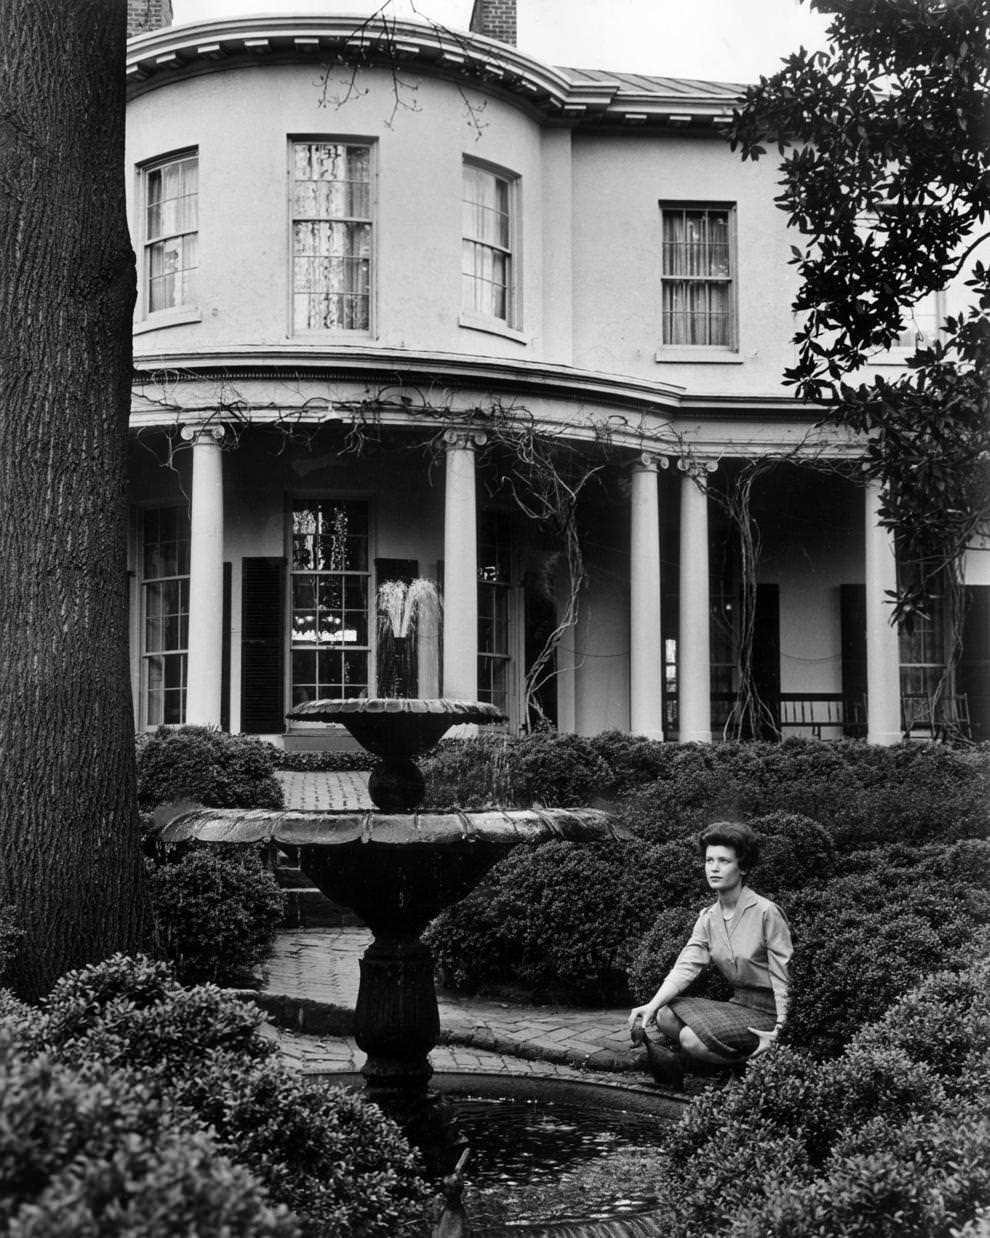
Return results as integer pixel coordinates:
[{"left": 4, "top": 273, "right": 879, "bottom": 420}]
[
  {"left": 134, "top": 308, "right": 202, "bottom": 336},
  {"left": 654, "top": 348, "right": 742, "bottom": 364},
  {"left": 459, "top": 312, "right": 528, "bottom": 345}
]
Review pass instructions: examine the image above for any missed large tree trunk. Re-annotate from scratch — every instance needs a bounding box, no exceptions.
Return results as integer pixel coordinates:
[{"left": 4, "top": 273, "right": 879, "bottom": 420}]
[{"left": 0, "top": 0, "right": 147, "bottom": 997}]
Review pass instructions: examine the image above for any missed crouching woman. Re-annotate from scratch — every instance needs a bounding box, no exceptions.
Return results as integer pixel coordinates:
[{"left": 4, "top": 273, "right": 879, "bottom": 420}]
[{"left": 628, "top": 821, "right": 793, "bottom": 1090}]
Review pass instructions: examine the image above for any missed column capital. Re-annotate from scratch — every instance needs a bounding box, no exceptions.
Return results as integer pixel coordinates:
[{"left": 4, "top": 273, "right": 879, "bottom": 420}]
[
  {"left": 677, "top": 455, "right": 718, "bottom": 479},
  {"left": 443, "top": 427, "right": 488, "bottom": 450},
  {"left": 180, "top": 422, "right": 226, "bottom": 446},
  {"left": 631, "top": 451, "right": 670, "bottom": 474}
]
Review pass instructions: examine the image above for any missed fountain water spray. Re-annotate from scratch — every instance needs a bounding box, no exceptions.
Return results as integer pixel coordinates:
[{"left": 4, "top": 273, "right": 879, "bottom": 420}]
[{"left": 377, "top": 578, "right": 441, "bottom": 699}]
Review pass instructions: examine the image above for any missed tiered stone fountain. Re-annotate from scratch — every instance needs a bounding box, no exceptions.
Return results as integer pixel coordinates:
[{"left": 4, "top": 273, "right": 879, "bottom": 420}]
[{"left": 153, "top": 693, "right": 627, "bottom": 1173}]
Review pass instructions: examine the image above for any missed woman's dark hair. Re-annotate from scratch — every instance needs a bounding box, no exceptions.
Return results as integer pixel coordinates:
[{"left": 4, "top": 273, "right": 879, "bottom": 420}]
[{"left": 698, "top": 821, "right": 761, "bottom": 874}]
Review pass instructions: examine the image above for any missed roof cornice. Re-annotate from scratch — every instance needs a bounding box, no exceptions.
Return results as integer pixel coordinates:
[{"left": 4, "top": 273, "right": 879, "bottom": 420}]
[
  {"left": 130, "top": 345, "right": 835, "bottom": 425},
  {"left": 126, "top": 14, "right": 742, "bottom": 129}
]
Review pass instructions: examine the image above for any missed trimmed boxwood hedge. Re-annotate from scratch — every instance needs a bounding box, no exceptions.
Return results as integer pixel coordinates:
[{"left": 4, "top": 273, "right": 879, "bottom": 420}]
[
  {"left": 418, "top": 731, "right": 990, "bottom": 844},
  {"left": 426, "top": 839, "right": 672, "bottom": 1002},
  {"left": 0, "top": 1036, "right": 298, "bottom": 1238},
  {"left": 638, "top": 956, "right": 990, "bottom": 1237},
  {"left": 147, "top": 846, "right": 286, "bottom": 985},
  {"left": 420, "top": 730, "right": 615, "bottom": 810},
  {"left": 0, "top": 954, "right": 431, "bottom": 1238},
  {"left": 613, "top": 738, "right": 990, "bottom": 846},
  {"left": 137, "top": 726, "right": 285, "bottom": 811}
]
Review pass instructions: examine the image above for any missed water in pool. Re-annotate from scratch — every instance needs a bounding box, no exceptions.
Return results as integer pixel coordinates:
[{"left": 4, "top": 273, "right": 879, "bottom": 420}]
[{"left": 451, "top": 1095, "right": 669, "bottom": 1229}]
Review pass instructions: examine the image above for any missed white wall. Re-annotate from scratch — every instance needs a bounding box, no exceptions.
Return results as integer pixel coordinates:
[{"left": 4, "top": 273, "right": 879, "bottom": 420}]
[
  {"left": 570, "top": 130, "right": 799, "bottom": 394},
  {"left": 127, "top": 64, "right": 545, "bottom": 360}
]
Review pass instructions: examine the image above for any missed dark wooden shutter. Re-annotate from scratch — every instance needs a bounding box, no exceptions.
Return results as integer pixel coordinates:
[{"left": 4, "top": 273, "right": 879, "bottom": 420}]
[
  {"left": 221, "top": 561, "right": 232, "bottom": 733},
  {"left": 752, "top": 583, "right": 780, "bottom": 735},
  {"left": 840, "top": 583, "right": 868, "bottom": 735},
  {"left": 240, "top": 557, "right": 285, "bottom": 734},
  {"left": 960, "top": 585, "right": 990, "bottom": 742}
]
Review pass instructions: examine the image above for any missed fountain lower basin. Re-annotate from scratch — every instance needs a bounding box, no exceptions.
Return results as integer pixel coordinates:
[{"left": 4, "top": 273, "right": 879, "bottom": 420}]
[{"left": 152, "top": 802, "right": 631, "bottom": 1175}]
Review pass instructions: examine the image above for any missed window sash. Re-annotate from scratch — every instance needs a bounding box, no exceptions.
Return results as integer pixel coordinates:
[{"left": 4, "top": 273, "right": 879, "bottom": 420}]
[
  {"left": 144, "top": 154, "right": 198, "bottom": 314},
  {"left": 289, "top": 500, "right": 370, "bottom": 703},
  {"left": 141, "top": 507, "right": 190, "bottom": 726},
  {"left": 660, "top": 207, "right": 733, "bottom": 347},
  {"left": 462, "top": 164, "right": 514, "bottom": 323},
  {"left": 292, "top": 142, "right": 372, "bottom": 332}
]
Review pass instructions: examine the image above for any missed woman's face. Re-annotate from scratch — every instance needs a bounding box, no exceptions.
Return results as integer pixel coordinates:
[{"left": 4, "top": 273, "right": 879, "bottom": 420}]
[{"left": 705, "top": 844, "right": 745, "bottom": 893}]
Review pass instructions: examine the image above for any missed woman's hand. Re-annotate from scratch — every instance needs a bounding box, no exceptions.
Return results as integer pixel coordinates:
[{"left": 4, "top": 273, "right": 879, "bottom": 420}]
[
  {"left": 628, "top": 1005, "right": 655, "bottom": 1030},
  {"left": 747, "top": 1026, "right": 780, "bottom": 1056}
]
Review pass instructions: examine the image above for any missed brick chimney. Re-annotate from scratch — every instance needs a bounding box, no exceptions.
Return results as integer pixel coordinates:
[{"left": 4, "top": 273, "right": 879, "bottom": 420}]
[
  {"left": 469, "top": 0, "right": 516, "bottom": 46},
  {"left": 127, "top": 0, "right": 173, "bottom": 37}
]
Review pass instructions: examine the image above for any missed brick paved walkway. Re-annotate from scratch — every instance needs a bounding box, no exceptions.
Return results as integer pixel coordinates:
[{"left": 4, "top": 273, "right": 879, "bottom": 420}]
[
  {"left": 276, "top": 769, "right": 372, "bottom": 811},
  {"left": 262, "top": 927, "right": 650, "bottom": 1085}
]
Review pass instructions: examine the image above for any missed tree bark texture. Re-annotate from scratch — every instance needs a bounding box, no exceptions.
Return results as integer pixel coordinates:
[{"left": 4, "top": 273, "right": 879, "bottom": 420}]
[{"left": 0, "top": 0, "right": 147, "bottom": 997}]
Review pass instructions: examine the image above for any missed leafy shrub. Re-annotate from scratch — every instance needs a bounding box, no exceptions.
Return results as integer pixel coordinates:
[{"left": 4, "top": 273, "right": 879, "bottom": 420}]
[
  {"left": 147, "top": 847, "right": 286, "bottom": 984},
  {"left": 435, "top": 812, "right": 832, "bottom": 1007},
  {"left": 0, "top": 1032, "right": 297, "bottom": 1238},
  {"left": 745, "top": 811, "right": 836, "bottom": 891},
  {"left": 784, "top": 864, "right": 990, "bottom": 1057},
  {"left": 627, "top": 899, "right": 732, "bottom": 1007},
  {"left": 137, "top": 726, "right": 284, "bottom": 810},
  {"left": 850, "top": 950, "right": 990, "bottom": 1096},
  {"left": 35, "top": 955, "right": 432, "bottom": 1238},
  {"left": 616, "top": 743, "right": 752, "bottom": 842},
  {"left": 267, "top": 747, "right": 372, "bottom": 772},
  {"left": 172, "top": 1056, "right": 431, "bottom": 1238},
  {"left": 586, "top": 730, "right": 676, "bottom": 791},
  {"left": 426, "top": 839, "right": 671, "bottom": 1002},
  {"left": 956, "top": 1208, "right": 990, "bottom": 1238},
  {"left": 640, "top": 960, "right": 990, "bottom": 1238},
  {"left": 41, "top": 954, "right": 275, "bottom": 1073},
  {"left": 728, "top": 1103, "right": 990, "bottom": 1238},
  {"left": 615, "top": 739, "right": 990, "bottom": 847},
  {"left": 0, "top": 906, "right": 22, "bottom": 983},
  {"left": 0, "top": 991, "right": 43, "bottom": 1052},
  {"left": 917, "top": 837, "right": 990, "bottom": 886},
  {"left": 420, "top": 730, "right": 614, "bottom": 809}
]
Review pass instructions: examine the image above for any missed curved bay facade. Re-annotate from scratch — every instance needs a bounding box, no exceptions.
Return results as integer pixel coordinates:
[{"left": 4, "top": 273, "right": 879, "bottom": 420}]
[{"left": 125, "top": 8, "right": 990, "bottom": 745}]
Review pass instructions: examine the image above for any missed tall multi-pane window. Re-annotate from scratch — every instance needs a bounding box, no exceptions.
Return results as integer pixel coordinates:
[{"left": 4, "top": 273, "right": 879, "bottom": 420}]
[
  {"left": 660, "top": 204, "right": 735, "bottom": 347},
  {"left": 899, "top": 604, "right": 948, "bottom": 701},
  {"left": 144, "top": 152, "right": 198, "bottom": 314},
  {"left": 462, "top": 162, "right": 515, "bottom": 325},
  {"left": 292, "top": 142, "right": 372, "bottom": 332},
  {"left": 142, "top": 507, "right": 190, "bottom": 726},
  {"left": 290, "top": 500, "right": 370, "bottom": 703},
  {"left": 477, "top": 512, "right": 512, "bottom": 713}
]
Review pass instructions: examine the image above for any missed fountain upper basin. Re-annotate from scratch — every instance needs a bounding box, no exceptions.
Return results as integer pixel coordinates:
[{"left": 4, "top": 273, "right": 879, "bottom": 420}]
[
  {"left": 152, "top": 804, "right": 630, "bottom": 935},
  {"left": 286, "top": 697, "right": 506, "bottom": 758}
]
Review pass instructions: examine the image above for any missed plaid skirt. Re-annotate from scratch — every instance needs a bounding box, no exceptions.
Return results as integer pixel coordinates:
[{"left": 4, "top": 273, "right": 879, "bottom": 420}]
[{"left": 669, "top": 987, "right": 777, "bottom": 1060}]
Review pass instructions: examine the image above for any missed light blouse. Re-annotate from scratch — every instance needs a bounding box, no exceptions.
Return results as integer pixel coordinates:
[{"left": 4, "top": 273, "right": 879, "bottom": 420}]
[{"left": 664, "top": 886, "right": 793, "bottom": 1023}]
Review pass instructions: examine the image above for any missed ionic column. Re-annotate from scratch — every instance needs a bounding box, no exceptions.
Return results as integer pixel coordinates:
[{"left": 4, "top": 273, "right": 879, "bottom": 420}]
[
  {"left": 865, "top": 478, "right": 903, "bottom": 744},
  {"left": 442, "top": 429, "right": 486, "bottom": 700},
  {"left": 678, "top": 458, "right": 717, "bottom": 743},
  {"left": 181, "top": 424, "right": 225, "bottom": 727},
  {"left": 630, "top": 453, "right": 668, "bottom": 739}
]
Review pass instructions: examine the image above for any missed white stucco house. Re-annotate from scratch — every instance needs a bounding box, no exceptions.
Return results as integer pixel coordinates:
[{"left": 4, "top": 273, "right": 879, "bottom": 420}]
[{"left": 123, "top": 0, "right": 989, "bottom": 747}]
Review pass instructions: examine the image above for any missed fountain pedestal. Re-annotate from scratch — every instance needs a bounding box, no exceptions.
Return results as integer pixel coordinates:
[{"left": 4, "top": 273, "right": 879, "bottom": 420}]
[{"left": 355, "top": 934, "right": 438, "bottom": 1089}]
